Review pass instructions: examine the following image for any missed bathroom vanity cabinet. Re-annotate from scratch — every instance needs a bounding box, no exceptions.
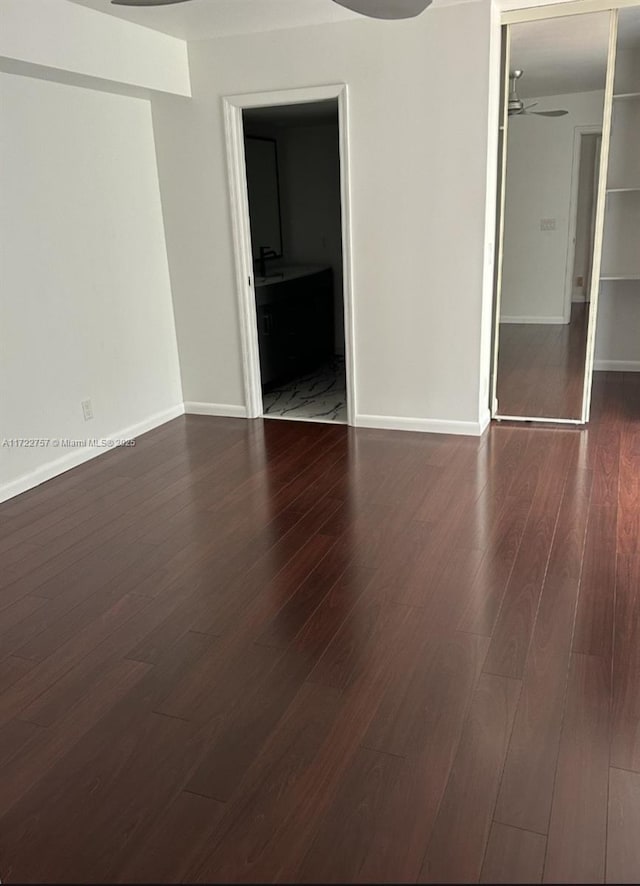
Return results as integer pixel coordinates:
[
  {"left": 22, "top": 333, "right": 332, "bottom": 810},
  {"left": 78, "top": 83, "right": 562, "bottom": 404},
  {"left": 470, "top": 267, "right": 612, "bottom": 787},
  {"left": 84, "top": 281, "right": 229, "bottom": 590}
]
[{"left": 255, "top": 266, "right": 334, "bottom": 389}]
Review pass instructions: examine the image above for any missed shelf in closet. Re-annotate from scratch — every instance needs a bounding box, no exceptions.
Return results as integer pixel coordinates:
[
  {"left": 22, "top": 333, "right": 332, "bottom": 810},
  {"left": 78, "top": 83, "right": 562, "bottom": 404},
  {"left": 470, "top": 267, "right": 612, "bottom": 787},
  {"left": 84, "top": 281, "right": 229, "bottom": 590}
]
[
  {"left": 600, "top": 275, "right": 640, "bottom": 281},
  {"left": 607, "top": 186, "right": 640, "bottom": 193},
  {"left": 613, "top": 92, "right": 640, "bottom": 100}
]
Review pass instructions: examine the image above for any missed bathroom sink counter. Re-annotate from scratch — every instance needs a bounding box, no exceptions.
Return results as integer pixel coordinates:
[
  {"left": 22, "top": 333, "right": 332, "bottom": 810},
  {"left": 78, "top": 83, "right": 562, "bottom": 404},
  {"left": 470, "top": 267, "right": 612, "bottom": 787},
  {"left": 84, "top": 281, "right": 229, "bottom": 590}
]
[{"left": 254, "top": 263, "right": 329, "bottom": 288}]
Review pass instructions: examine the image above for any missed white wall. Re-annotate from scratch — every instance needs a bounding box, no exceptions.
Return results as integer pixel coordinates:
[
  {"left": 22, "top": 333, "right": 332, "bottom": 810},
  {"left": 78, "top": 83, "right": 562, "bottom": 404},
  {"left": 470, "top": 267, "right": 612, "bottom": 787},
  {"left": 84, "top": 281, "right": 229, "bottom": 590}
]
[
  {"left": 501, "top": 90, "right": 604, "bottom": 324},
  {"left": 595, "top": 284, "right": 640, "bottom": 370},
  {"left": 151, "top": 1, "right": 496, "bottom": 431},
  {"left": 0, "top": 72, "right": 183, "bottom": 500},
  {"left": 595, "top": 45, "right": 640, "bottom": 370},
  {"left": 0, "top": 0, "right": 190, "bottom": 96}
]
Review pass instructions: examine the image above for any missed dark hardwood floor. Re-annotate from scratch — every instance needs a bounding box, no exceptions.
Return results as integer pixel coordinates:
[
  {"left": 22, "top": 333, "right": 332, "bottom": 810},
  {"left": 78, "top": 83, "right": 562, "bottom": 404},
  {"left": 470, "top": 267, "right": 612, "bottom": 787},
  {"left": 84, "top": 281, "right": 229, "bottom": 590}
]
[
  {"left": 0, "top": 370, "right": 639, "bottom": 883},
  {"left": 496, "top": 302, "right": 589, "bottom": 419}
]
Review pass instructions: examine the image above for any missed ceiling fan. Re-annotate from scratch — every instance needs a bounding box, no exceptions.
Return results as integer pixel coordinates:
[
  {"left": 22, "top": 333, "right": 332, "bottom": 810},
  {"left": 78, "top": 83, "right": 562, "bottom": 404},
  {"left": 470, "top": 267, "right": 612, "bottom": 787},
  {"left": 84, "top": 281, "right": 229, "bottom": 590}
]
[
  {"left": 110, "top": 0, "right": 433, "bottom": 18},
  {"left": 508, "top": 70, "right": 568, "bottom": 118}
]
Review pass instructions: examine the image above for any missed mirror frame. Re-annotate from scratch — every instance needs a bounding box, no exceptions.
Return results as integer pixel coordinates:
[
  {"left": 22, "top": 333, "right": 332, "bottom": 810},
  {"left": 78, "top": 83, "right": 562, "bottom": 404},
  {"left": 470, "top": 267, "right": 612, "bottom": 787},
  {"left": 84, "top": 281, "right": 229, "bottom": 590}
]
[{"left": 244, "top": 135, "right": 284, "bottom": 263}]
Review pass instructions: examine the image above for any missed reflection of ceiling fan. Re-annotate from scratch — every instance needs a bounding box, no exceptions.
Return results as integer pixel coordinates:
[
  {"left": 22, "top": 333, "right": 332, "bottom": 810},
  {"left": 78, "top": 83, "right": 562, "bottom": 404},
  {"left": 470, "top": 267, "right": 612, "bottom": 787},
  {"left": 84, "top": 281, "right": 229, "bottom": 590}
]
[
  {"left": 508, "top": 70, "right": 569, "bottom": 118},
  {"left": 110, "top": 0, "right": 432, "bottom": 18}
]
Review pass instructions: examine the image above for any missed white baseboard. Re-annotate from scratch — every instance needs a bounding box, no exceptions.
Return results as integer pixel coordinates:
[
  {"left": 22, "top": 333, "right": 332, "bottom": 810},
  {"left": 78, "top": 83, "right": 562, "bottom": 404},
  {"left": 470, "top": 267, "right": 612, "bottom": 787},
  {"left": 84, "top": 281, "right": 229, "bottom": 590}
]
[
  {"left": 594, "top": 359, "right": 640, "bottom": 372},
  {"left": 184, "top": 402, "right": 247, "bottom": 418},
  {"left": 0, "top": 404, "right": 185, "bottom": 505},
  {"left": 500, "top": 315, "right": 565, "bottom": 325},
  {"left": 0, "top": 401, "right": 489, "bottom": 505},
  {"left": 355, "top": 413, "right": 488, "bottom": 437}
]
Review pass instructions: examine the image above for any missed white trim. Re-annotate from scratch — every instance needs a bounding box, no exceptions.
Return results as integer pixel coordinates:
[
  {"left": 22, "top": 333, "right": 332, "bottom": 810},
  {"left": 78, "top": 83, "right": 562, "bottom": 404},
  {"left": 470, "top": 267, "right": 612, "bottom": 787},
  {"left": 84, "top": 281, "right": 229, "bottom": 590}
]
[
  {"left": 502, "top": 0, "right": 638, "bottom": 24},
  {"left": 222, "top": 83, "right": 357, "bottom": 426},
  {"left": 355, "top": 413, "right": 489, "bottom": 437},
  {"left": 594, "top": 359, "right": 640, "bottom": 371},
  {"left": 583, "top": 10, "right": 618, "bottom": 422},
  {"left": 500, "top": 315, "right": 566, "bottom": 324},
  {"left": 479, "top": 408, "right": 492, "bottom": 434},
  {"left": 490, "top": 24, "right": 512, "bottom": 418},
  {"left": 184, "top": 401, "right": 248, "bottom": 417},
  {"left": 495, "top": 414, "right": 585, "bottom": 425},
  {"left": 223, "top": 99, "right": 262, "bottom": 419},
  {"left": 0, "top": 404, "right": 185, "bottom": 504},
  {"left": 564, "top": 125, "right": 603, "bottom": 323}
]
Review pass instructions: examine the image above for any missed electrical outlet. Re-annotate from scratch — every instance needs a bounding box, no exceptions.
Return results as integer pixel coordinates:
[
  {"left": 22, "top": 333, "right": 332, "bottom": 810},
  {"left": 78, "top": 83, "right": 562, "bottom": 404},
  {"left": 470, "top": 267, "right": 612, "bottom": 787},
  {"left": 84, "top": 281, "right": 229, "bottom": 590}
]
[
  {"left": 576, "top": 275, "right": 584, "bottom": 287},
  {"left": 81, "top": 399, "right": 93, "bottom": 421},
  {"left": 540, "top": 218, "right": 556, "bottom": 231}
]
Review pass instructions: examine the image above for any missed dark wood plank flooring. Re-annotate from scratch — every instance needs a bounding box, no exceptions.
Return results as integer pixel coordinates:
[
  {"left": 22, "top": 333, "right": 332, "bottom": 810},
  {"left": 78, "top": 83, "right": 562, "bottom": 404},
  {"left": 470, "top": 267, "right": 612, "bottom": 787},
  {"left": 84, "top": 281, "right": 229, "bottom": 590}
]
[
  {"left": 0, "top": 369, "right": 639, "bottom": 883},
  {"left": 496, "top": 302, "right": 589, "bottom": 419}
]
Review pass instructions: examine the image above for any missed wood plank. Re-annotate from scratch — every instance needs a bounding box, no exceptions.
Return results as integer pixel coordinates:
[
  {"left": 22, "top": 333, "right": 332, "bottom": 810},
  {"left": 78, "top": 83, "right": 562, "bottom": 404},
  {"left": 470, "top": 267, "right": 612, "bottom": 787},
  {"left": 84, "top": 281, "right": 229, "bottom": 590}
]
[
  {"left": 573, "top": 505, "right": 617, "bottom": 659},
  {"left": 494, "top": 465, "right": 592, "bottom": 834},
  {"left": 617, "top": 427, "right": 640, "bottom": 554},
  {"left": 357, "top": 633, "right": 490, "bottom": 882},
  {"left": 607, "top": 767, "right": 640, "bottom": 884},
  {"left": 295, "top": 747, "right": 405, "bottom": 883},
  {"left": 480, "top": 822, "right": 546, "bottom": 884},
  {"left": 114, "top": 791, "right": 226, "bottom": 884},
  {"left": 0, "top": 657, "right": 151, "bottom": 819},
  {"left": 543, "top": 653, "right": 610, "bottom": 883},
  {"left": 482, "top": 432, "right": 577, "bottom": 678},
  {"left": 611, "top": 554, "right": 640, "bottom": 771},
  {"left": 189, "top": 681, "right": 345, "bottom": 883},
  {"left": 420, "top": 673, "right": 521, "bottom": 883}
]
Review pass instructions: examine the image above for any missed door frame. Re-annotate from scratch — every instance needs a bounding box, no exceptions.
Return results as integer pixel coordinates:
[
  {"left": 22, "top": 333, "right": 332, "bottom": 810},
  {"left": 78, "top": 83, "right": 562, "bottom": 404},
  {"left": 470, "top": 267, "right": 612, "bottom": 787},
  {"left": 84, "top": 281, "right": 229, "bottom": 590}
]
[
  {"left": 564, "top": 125, "right": 603, "bottom": 323},
  {"left": 222, "top": 83, "right": 356, "bottom": 425}
]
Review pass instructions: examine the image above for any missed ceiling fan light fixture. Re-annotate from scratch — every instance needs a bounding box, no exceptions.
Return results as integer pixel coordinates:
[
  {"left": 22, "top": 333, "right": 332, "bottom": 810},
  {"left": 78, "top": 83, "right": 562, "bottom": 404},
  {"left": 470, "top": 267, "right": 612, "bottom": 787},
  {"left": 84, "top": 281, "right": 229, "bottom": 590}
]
[
  {"left": 110, "top": 0, "right": 192, "bottom": 6},
  {"left": 332, "top": 0, "right": 432, "bottom": 20},
  {"left": 508, "top": 69, "right": 568, "bottom": 118}
]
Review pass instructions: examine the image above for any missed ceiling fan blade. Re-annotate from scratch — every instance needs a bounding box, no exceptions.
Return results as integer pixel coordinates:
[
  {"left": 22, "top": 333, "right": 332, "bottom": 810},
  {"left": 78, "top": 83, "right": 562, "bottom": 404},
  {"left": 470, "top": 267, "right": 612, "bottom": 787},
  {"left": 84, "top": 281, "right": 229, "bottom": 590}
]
[
  {"left": 332, "top": 0, "right": 432, "bottom": 19},
  {"left": 530, "top": 109, "right": 569, "bottom": 117},
  {"left": 111, "top": 0, "right": 192, "bottom": 6},
  {"left": 523, "top": 102, "right": 539, "bottom": 111}
]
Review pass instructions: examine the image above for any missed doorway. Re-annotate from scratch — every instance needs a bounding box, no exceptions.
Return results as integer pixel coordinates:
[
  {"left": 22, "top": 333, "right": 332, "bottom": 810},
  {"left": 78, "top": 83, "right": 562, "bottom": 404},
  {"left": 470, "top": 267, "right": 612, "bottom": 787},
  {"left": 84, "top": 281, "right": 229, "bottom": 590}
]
[
  {"left": 223, "top": 85, "right": 355, "bottom": 426},
  {"left": 568, "top": 130, "right": 602, "bottom": 310}
]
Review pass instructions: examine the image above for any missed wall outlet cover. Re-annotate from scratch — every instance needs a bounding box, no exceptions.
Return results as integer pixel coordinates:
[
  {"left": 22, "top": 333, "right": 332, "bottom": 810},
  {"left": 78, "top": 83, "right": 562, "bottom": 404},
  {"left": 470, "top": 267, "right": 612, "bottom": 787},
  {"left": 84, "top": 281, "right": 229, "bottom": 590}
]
[
  {"left": 540, "top": 218, "right": 557, "bottom": 231},
  {"left": 81, "top": 399, "right": 93, "bottom": 421}
]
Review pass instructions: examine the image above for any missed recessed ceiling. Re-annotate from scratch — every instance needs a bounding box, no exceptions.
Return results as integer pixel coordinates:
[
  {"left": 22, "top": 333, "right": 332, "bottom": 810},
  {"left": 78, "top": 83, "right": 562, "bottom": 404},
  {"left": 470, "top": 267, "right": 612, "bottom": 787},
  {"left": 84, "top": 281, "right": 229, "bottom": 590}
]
[
  {"left": 510, "top": 11, "right": 610, "bottom": 98},
  {"left": 67, "top": 0, "right": 470, "bottom": 41}
]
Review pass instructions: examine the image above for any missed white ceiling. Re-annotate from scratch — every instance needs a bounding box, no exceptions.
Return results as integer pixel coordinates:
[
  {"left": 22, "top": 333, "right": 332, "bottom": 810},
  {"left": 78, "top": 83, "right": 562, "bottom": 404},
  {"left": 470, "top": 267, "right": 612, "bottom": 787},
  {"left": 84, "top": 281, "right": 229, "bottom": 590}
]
[
  {"left": 68, "top": 0, "right": 357, "bottom": 40},
  {"left": 510, "top": 12, "right": 610, "bottom": 98},
  {"left": 67, "top": 0, "right": 470, "bottom": 41},
  {"left": 511, "top": 7, "right": 640, "bottom": 99}
]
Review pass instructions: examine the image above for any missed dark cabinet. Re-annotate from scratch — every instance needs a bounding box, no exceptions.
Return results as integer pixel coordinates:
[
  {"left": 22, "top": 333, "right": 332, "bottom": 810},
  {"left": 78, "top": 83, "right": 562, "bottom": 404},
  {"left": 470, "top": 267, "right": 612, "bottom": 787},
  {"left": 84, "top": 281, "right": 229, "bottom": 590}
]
[{"left": 256, "top": 268, "right": 334, "bottom": 390}]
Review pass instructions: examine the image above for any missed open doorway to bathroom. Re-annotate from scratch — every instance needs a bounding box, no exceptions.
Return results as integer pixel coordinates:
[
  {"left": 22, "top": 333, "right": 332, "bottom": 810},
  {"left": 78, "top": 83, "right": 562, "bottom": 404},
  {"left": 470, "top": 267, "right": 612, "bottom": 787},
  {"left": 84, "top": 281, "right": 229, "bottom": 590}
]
[{"left": 242, "top": 99, "right": 347, "bottom": 423}]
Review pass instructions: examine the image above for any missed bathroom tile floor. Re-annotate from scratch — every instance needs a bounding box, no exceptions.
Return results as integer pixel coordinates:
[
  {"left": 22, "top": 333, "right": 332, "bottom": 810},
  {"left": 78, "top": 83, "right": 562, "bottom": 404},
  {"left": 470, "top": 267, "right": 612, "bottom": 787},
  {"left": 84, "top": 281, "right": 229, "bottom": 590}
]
[{"left": 262, "top": 357, "right": 347, "bottom": 423}]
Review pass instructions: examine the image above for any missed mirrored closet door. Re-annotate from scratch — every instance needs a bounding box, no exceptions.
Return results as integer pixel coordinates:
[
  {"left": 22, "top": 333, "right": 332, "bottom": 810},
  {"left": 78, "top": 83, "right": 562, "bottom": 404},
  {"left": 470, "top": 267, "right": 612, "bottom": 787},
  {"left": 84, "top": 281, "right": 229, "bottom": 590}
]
[{"left": 492, "top": 9, "right": 615, "bottom": 423}]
